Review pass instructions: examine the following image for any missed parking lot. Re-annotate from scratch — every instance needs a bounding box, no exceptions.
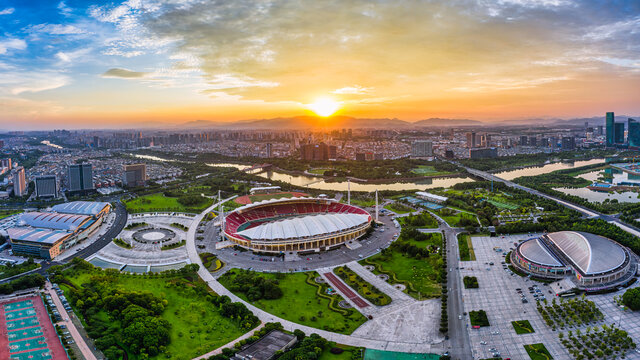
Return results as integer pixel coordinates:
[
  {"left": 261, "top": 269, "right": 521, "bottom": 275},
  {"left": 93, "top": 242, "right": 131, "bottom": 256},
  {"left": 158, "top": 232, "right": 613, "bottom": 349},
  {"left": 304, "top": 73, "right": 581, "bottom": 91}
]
[{"left": 459, "top": 234, "right": 573, "bottom": 360}]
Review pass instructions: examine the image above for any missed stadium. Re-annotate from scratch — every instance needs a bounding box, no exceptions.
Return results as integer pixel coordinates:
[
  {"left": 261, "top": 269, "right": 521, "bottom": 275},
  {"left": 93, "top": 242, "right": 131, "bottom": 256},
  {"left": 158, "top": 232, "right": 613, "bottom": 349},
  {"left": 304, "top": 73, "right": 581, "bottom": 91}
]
[
  {"left": 222, "top": 197, "right": 372, "bottom": 253},
  {"left": 511, "top": 231, "right": 637, "bottom": 291}
]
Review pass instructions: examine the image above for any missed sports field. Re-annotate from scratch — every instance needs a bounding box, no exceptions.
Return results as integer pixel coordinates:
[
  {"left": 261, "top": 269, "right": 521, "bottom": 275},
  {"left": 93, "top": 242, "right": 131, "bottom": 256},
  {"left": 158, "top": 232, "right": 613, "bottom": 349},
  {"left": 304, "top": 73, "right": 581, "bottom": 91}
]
[{"left": 0, "top": 296, "right": 67, "bottom": 360}]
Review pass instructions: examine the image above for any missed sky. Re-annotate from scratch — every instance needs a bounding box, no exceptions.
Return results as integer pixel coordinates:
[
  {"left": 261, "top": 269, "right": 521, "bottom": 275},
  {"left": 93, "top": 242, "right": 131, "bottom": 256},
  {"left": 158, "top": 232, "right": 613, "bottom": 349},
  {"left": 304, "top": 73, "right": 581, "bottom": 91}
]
[{"left": 0, "top": 0, "right": 639, "bottom": 129}]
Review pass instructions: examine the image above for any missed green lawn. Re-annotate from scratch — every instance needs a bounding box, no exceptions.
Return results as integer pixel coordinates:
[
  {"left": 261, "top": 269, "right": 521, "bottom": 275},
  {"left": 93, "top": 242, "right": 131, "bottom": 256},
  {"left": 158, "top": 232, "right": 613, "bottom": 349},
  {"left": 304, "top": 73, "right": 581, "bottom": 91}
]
[
  {"left": 345, "top": 198, "right": 376, "bottom": 207},
  {"left": 309, "top": 168, "right": 332, "bottom": 175},
  {"left": 487, "top": 198, "right": 519, "bottom": 210},
  {"left": 457, "top": 234, "right": 476, "bottom": 261},
  {"left": 0, "top": 210, "right": 21, "bottom": 220},
  {"left": 512, "top": 320, "right": 535, "bottom": 334},
  {"left": 319, "top": 343, "right": 361, "bottom": 360},
  {"left": 360, "top": 234, "right": 442, "bottom": 300},
  {"left": 124, "top": 193, "right": 212, "bottom": 213},
  {"left": 384, "top": 203, "right": 413, "bottom": 214},
  {"left": 219, "top": 270, "right": 367, "bottom": 334},
  {"left": 60, "top": 268, "right": 247, "bottom": 360},
  {"left": 524, "top": 343, "right": 553, "bottom": 360},
  {"left": 411, "top": 165, "right": 453, "bottom": 176},
  {"left": 438, "top": 210, "right": 477, "bottom": 227}
]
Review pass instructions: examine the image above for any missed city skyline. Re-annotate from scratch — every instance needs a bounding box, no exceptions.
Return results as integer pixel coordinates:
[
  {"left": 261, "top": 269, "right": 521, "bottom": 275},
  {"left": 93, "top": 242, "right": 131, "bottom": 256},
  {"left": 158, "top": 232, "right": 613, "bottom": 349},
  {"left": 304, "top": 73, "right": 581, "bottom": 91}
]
[{"left": 0, "top": 0, "right": 639, "bottom": 129}]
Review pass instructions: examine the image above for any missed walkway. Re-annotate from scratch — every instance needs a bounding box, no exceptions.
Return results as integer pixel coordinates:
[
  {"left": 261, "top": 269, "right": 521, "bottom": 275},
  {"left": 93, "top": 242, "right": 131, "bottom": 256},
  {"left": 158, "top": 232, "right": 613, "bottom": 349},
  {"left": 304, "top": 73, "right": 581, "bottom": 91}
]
[
  {"left": 321, "top": 271, "right": 370, "bottom": 309},
  {"left": 193, "top": 323, "right": 265, "bottom": 360},
  {"left": 45, "top": 283, "right": 97, "bottom": 360},
  {"left": 185, "top": 197, "right": 443, "bottom": 354}
]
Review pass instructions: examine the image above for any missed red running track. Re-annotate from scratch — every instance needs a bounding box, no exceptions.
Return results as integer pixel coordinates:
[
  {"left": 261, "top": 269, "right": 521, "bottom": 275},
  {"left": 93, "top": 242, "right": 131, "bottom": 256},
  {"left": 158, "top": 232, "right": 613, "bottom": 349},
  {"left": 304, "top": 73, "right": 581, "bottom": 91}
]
[{"left": 323, "top": 272, "right": 369, "bottom": 308}]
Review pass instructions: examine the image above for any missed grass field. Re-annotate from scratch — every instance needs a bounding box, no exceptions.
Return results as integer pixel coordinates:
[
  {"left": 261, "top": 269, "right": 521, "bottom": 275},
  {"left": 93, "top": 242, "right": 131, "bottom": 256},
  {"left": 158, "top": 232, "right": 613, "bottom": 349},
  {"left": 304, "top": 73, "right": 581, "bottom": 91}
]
[
  {"left": 124, "top": 193, "right": 212, "bottom": 213},
  {"left": 487, "top": 198, "right": 519, "bottom": 210},
  {"left": 346, "top": 198, "right": 376, "bottom": 207},
  {"left": 512, "top": 320, "right": 535, "bottom": 334},
  {"left": 411, "top": 165, "right": 453, "bottom": 176},
  {"left": 309, "top": 168, "right": 332, "bottom": 175},
  {"left": 524, "top": 343, "right": 553, "bottom": 360},
  {"left": 0, "top": 210, "right": 21, "bottom": 220},
  {"left": 384, "top": 203, "right": 413, "bottom": 214},
  {"left": 219, "top": 270, "right": 366, "bottom": 334},
  {"left": 319, "top": 343, "right": 361, "bottom": 360},
  {"left": 361, "top": 233, "right": 443, "bottom": 299},
  {"left": 457, "top": 234, "right": 476, "bottom": 261},
  {"left": 60, "top": 269, "right": 246, "bottom": 360},
  {"left": 438, "top": 210, "right": 477, "bottom": 227}
]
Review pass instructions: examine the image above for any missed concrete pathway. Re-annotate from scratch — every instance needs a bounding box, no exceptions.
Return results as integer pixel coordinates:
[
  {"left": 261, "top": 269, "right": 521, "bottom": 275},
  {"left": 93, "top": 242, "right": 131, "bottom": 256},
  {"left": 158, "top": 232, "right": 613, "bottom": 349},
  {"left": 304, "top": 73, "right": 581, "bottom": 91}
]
[
  {"left": 185, "top": 198, "right": 443, "bottom": 354},
  {"left": 346, "top": 261, "right": 414, "bottom": 305},
  {"left": 46, "top": 283, "right": 97, "bottom": 360}
]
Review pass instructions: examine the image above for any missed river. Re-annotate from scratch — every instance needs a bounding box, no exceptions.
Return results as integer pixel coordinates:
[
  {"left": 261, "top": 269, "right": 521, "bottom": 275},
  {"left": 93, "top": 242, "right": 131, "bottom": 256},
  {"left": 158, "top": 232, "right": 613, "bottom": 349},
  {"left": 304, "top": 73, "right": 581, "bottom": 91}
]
[
  {"left": 552, "top": 167, "right": 640, "bottom": 203},
  {"left": 494, "top": 158, "right": 606, "bottom": 180}
]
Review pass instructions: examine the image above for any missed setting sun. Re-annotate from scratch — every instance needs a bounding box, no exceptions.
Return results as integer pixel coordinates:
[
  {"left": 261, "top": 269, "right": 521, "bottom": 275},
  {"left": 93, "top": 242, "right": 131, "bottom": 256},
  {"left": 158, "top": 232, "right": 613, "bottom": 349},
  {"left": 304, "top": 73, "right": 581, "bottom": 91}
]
[{"left": 308, "top": 98, "right": 341, "bottom": 117}]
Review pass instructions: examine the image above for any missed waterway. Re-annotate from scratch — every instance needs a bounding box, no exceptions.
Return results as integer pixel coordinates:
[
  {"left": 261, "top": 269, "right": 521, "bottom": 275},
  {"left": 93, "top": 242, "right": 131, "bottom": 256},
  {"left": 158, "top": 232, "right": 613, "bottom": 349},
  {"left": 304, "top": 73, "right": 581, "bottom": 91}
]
[
  {"left": 494, "top": 158, "right": 605, "bottom": 180},
  {"left": 552, "top": 167, "right": 640, "bottom": 203},
  {"left": 41, "top": 140, "right": 63, "bottom": 149}
]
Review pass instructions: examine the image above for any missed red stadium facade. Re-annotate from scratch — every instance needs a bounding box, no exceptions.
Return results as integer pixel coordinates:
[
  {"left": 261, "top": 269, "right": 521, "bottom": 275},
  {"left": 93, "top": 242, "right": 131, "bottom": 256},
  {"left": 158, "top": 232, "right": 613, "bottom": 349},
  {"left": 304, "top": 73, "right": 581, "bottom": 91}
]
[{"left": 222, "top": 198, "right": 372, "bottom": 253}]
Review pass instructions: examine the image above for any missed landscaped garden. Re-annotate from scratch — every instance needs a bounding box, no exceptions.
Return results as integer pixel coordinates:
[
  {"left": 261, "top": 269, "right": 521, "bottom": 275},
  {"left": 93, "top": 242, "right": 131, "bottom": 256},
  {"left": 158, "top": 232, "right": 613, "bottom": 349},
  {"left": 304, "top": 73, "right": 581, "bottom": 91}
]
[
  {"left": 469, "top": 310, "right": 490, "bottom": 327},
  {"left": 537, "top": 296, "right": 604, "bottom": 331},
  {"left": 436, "top": 208, "right": 478, "bottom": 228},
  {"left": 524, "top": 343, "right": 553, "bottom": 360},
  {"left": 124, "top": 193, "right": 213, "bottom": 213},
  {"left": 53, "top": 259, "right": 256, "bottom": 360},
  {"left": 512, "top": 320, "right": 535, "bottom": 334},
  {"left": 457, "top": 233, "right": 475, "bottom": 261},
  {"left": 559, "top": 324, "right": 636, "bottom": 359},
  {"left": 463, "top": 276, "right": 478, "bottom": 289},
  {"left": 113, "top": 238, "right": 133, "bottom": 249},
  {"left": 359, "top": 229, "right": 443, "bottom": 299},
  {"left": 0, "top": 257, "right": 40, "bottom": 280},
  {"left": 199, "top": 252, "right": 224, "bottom": 272},
  {"left": 334, "top": 266, "right": 392, "bottom": 306},
  {"left": 219, "top": 269, "right": 367, "bottom": 334},
  {"left": 397, "top": 212, "right": 438, "bottom": 228}
]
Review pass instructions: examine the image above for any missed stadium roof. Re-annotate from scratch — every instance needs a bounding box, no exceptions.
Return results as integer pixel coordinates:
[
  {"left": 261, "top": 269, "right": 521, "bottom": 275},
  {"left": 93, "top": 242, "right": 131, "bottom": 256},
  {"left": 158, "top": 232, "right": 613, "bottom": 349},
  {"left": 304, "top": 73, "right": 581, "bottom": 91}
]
[
  {"left": 8, "top": 227, "right": 70, "bottom": 244},
  {"left": 546, "top": 231, "right": 627, "bottom": 275},
  {"left": 237, "top": 213, "right": 370, "bottom": 240},
  {"left": 235, "top": 197, "right": 331, "bottom": 213},
  {"left": 415, "top": 191, "right": 448, "bottom": 202},
  {"left": 18, "top": 212, "right": 90, "bottom": 232},
  {"left": 51, "top": 201, "right": 110, "bottom": 216},
  {"left": 519, "top": 238, "right": 563, "bottom": 267}
]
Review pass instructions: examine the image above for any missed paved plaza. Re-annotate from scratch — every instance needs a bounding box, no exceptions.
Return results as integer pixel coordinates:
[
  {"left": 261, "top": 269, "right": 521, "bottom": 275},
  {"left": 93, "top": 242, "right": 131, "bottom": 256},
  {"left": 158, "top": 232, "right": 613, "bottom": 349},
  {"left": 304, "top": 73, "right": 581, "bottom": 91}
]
[{"left": 460, "top": 234, "right": 640, "bottom": 360}]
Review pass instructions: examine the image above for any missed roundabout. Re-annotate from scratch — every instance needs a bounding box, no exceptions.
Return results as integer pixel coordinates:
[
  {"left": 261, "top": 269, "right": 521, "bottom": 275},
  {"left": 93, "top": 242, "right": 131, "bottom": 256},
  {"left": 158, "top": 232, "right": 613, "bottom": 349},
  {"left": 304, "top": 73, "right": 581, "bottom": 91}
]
[{"left": 132, "top": 228, "right": 176, "bottom": 244}]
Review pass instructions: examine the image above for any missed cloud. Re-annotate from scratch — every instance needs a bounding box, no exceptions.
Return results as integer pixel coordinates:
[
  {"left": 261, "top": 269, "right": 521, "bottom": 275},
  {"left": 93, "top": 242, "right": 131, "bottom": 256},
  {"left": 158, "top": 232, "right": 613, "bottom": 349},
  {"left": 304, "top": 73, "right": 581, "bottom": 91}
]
[
  {"left": 333, "top": 86, "right": 373, "bottom": 95},
  {"left": 102, "top": 68, "right": 150, "bottom": 78},
  {"left": 57, "top": 1, "right": 72, "bottom": 16},
  {"left": 0, "top": 39, "right": 26, "bottom": 55},
  {"left": 55, "top": 48, "right": 92, "bottom": 64},
  {"left": 0, "top": 7, "right": 14, "bottom": 15},
  {"left": 26, "top": 23, "right": 88, "bottom": 35},
  {"left": 0, "top": 72, "right": 69, "bottom": 95}
]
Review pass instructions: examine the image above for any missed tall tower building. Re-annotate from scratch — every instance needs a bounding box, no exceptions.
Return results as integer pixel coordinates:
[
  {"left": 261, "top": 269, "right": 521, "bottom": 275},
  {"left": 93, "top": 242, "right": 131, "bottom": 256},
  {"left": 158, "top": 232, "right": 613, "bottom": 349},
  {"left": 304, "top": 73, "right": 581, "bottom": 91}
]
[
  {"left": 466, "top": 132, "right": 476, "bottom": 148},
  {"left": 411, "top": 140, "right": 433, "bottom": 158},
  {"left": 628, "top": 118, "right": 640, "bottom": 148},
  {"left": 13, "top": 167, "right": 26, "bottom": 197},
  {"left": 614, "top": 122, "right": 625, "bottom": 144},
  {"left": 123, "top": 164, "right": 147, "bottom": 187},
  {"left": 68, "top": 163, "right": 94, "bottom": 193},
  {"left": 35, "top": 175, "right": 58, "bottom": 198},
  {"left": 606, "top": 112, "right": 615, "bottom": 146},
  {"left": 266, "top": 143, "right": 273, "bottom": 158}
]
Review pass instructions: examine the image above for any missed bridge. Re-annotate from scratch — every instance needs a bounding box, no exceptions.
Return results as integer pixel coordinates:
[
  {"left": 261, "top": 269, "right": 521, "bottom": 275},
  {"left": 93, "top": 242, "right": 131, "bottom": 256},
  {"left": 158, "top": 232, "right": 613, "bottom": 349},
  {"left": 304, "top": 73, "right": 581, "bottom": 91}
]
[{"left": 241, "top": 163, "right": 273, "bottom": 173}]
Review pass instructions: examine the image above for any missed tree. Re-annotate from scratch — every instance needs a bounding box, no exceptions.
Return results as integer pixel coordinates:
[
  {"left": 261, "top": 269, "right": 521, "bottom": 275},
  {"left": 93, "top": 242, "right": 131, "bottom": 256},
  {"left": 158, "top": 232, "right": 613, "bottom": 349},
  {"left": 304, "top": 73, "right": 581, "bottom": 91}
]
[{"left": 622, "top": 288, "right": 640, "bottom": 311}]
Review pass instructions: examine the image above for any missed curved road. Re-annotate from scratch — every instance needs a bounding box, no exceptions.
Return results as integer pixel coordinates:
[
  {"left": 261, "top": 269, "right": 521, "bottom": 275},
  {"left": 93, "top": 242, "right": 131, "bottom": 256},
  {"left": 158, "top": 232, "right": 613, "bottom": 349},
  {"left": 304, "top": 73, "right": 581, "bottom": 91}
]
[{"left": 185, "top": 198, "right": 439, "bottom": 354}]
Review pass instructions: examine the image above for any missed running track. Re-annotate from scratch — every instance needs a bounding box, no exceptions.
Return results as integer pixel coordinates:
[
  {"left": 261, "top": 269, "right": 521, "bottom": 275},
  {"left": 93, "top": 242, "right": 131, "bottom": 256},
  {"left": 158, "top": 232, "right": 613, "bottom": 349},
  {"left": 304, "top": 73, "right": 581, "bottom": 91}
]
[{"left": 323, "top": 272, "right": 369, "bottom": 308}]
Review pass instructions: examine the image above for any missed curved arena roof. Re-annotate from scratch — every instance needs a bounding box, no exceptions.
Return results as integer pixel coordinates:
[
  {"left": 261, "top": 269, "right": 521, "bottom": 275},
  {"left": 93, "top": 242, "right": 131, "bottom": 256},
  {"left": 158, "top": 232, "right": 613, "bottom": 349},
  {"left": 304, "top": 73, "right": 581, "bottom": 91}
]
[
  {"left": 237, "top": 213, "right": 370, "bottom": 240},
  {"left": 18, "top": 212, "right": 90, "bottom": 232},
  {"left": 51, "top": 201, "right": 110, "bottom": 216},
  {"left": 519, "top": 231, "right": 627, "bottom": 275},
  {"left": 547, "top": 231, "right": 626, "bottom": 275},
  {"left": 519, "top": 238, "right": 562, "bottom": 267}
]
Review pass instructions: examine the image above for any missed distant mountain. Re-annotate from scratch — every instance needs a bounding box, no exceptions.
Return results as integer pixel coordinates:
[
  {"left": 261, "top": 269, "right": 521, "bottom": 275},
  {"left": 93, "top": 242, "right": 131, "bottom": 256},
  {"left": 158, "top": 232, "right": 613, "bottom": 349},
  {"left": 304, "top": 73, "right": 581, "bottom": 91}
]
[
  {"left": 180, "top": 116, "right": 413, "bottom": 129},
  {"left": 413, "top": 118, "right": 483, "bottom": 126}
]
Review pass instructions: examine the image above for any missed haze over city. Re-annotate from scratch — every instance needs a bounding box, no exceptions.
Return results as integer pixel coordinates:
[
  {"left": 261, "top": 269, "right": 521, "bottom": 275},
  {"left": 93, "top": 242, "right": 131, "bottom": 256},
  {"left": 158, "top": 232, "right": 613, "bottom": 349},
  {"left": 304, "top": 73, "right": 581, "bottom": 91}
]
[{"left": 0, "top": 0, "right": 639, "bottom": 129}]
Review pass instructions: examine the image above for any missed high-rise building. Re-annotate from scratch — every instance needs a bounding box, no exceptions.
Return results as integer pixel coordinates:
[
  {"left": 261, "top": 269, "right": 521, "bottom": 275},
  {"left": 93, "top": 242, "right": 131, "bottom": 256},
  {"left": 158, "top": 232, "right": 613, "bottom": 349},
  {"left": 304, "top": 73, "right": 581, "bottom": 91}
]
[
  {"left": 68, "top": 163, "right": 94, "bottom": 193},
  {"left": 520, "top": 136, "right": 528, "bottom": 146},
  {"left": 35, "top": 175, "right": 58, "bottom": 198},
  {"left": 561, "top": 136, "right": 576, "bottom": 150},
  {"left": 299, "top": 143, "right": 334, "bottom": 161},
  {"left": 266, "top": 143, "right": 273, "bottom": 158},
  {"left": 529, "top": 136, "right": 537, "bottom": 147},
  {"left": 1, "top": 158, "right": 11, "bottom": 169},
  {"left": 411, "top": 140, "right": 433, "bottom": 158},
  {"left": 614, "top": 122, "right": 625, "bottom": 144},
  {"left": 355, "top": 153, "right": 366, "bottom": 161},
  {"left": 466, "top": 132, "right": 476, "bottom": 148},
  {"left": 123, "top": 164, "right": 147, "bottom": 187},
  {"left": 628, "top": 118, "right": 640, "bottom": 148},
  {"left": 598, "top": 126, "right": 604, "bottom": 136},
  {"left": 13, "top": 167, "right": 26, "bottom": 197},
  {"left": 606, "top": 112, "right": 615, "bottom": 146}
]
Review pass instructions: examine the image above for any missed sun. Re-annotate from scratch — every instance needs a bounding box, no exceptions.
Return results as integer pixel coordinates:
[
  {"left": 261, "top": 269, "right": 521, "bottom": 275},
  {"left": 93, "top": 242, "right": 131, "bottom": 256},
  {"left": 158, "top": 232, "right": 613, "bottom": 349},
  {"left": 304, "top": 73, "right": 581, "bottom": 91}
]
[{"left": 307, "top": 97, "right": 341, "bottom": 117}]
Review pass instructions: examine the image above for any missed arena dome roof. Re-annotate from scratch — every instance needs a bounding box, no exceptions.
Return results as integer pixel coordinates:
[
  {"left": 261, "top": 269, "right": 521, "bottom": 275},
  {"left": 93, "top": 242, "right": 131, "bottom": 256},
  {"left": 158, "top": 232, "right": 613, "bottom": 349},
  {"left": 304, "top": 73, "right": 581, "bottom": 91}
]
[
  {"left": 519, "top": 231, "right": 627, "bottom": 275},
  {"left": 237, "top": 213, "right": 370, "bottom": 240}
]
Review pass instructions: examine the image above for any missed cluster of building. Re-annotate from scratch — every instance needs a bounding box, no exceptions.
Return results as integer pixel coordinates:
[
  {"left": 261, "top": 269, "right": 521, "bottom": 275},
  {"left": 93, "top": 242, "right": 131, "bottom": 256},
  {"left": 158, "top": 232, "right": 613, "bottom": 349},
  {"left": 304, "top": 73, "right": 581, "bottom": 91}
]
[
  {"left": 605, "top": 112, "right": 640, "bottom": 148},
  {"left": 6, "top": 201, "right": 111, "bottom": 260}
]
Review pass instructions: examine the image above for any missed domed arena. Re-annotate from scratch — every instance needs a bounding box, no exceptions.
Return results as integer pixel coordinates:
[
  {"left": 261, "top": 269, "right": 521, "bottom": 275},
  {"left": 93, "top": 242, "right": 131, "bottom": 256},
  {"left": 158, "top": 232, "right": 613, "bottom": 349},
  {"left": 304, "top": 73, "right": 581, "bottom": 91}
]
[
  {"left": 222, "top": 198, "right": 372, "bottom": 253},
  {"left": 512, "top": 231, "right": 637, "bottom": 291}
]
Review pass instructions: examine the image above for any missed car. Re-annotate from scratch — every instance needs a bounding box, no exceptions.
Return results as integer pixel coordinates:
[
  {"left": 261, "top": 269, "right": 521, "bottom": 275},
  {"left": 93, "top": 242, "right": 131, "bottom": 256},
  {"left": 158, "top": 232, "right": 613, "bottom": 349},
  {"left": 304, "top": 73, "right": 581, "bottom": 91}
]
[
  {"left": 458, "top": 315, "right": 462, "bottom": 320},
  {"left": 480, "top": 341, "right": 487, "bottom": 345}
]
